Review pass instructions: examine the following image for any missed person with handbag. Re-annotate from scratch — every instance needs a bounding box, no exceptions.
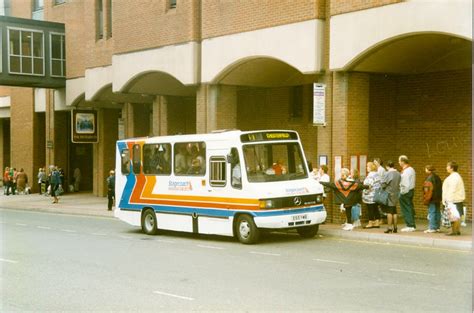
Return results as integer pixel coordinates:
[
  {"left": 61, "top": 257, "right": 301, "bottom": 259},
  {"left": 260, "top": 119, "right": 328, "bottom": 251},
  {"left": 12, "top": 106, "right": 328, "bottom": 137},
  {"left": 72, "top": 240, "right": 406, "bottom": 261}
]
[
  {"left": 363, "top": 162, "right": 382, "bottom": 229},
  {"left": 423, "top": 165, "right": 442, "bottom": 233},
  {"left": 442, "top": 161, "right": 465, "bottom": 236},
  {"left": 381, "top": 161, "right": 401, "bottom": 233}
]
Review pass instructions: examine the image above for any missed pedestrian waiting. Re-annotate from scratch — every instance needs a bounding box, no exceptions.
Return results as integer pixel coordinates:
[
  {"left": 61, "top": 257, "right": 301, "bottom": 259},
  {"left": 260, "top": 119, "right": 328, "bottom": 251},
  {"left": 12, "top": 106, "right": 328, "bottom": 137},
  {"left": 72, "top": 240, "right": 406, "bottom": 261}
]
[{"left": 320, "top": 168, "right": 368, "bottom": 231}]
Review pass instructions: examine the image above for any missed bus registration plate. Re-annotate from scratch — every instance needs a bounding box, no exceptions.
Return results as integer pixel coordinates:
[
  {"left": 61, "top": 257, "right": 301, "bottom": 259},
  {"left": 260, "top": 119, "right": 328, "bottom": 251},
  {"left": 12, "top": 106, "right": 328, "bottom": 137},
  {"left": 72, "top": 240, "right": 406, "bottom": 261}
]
[{"left": 292, "top": 214, "right": 308, "bottom": 221}]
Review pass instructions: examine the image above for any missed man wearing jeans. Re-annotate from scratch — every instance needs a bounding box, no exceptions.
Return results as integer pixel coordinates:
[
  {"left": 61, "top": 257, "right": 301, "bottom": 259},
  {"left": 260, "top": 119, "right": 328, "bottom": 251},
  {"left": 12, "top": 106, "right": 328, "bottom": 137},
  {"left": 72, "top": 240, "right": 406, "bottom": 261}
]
[{"left": 399, "top": 155, "right": 416, "bottom": 232}]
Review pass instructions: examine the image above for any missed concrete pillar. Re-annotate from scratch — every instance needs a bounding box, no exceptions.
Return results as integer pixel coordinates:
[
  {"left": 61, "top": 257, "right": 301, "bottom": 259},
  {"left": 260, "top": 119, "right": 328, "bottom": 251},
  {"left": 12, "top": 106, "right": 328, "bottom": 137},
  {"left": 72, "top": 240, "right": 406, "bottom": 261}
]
[
  {"left": 152, "top": 96, "right": 168, "bottom": 136},
  {"left": 196, "top": 84, "right": 237, "bottom": 133},
  {"left": 316, "top": 73, "right": 334, "bottom": 169},
  {"left": 45, "top": 89, "right": 55, "bottom": 168},
  {"left": 122, "top": 103, "right": 134, "bottom": 138},
  {"left": 93, "top": 108, "right": 119, "bottom": 197}
]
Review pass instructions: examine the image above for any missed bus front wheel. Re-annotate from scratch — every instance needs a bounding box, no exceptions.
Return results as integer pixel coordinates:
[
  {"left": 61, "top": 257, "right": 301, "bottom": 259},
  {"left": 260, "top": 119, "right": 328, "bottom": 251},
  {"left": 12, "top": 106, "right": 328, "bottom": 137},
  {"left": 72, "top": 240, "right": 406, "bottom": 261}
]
[
  {"left": 235, "top": 215, "right": 260, "bottom": 244},
  {"left": 141, "top": 208, "right": 158, "bottom": 235},
  {"left": 297, "top": 224, "right": 319, "bottom": 238}
]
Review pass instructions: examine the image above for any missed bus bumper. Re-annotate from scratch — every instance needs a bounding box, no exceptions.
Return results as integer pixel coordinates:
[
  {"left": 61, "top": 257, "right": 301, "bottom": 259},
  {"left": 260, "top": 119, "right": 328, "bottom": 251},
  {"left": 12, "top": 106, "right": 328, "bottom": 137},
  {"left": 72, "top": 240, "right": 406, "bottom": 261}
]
[{"left": 253, "top": 209, "right": 327, "bottom": 229}]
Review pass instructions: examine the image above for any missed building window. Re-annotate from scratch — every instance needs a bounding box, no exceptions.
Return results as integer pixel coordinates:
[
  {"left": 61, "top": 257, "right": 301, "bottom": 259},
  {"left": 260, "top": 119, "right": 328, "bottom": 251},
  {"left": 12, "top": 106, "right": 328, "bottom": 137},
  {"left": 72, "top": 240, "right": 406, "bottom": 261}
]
[
  {"left": 209, "top": 157, "right": 226, "bottom": 187},
  {"left": 290, "top": 85, "right": 303, "bottom": 119},
  {"left": 169, "top": 0, "right": 176, "bottom": 9},
  {"left": 32, "top": 0, "right": 43, "bottom": 11},
  {"left": 96, "top": 0, "right": 104, "bottom": 40},
  {"left": 54, "top": 0, "right": 66, "bottom": 5},
  {"left": 8, "top": 28, "right": 44, "bottom": 76},
  {"left": 50, "top": 33, "right": 65, "bottom": 77},
  {"left": 1, "top": 0, "right": 11, "bottom": 16},
  {"left": 107, "top": 0, "right": 112, "bottom": 38},
  {"left": 32, "top": 0, "right": 44, "bottom": 20}
]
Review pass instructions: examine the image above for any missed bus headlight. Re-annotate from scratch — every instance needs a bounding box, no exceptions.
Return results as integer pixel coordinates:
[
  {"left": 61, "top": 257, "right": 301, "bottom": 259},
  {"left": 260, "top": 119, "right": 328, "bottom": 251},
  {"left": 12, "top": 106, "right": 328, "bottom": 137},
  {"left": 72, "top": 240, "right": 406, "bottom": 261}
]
[
  {"left": 316, "top": 195, "right": 323, "bottom": 204},
  {"left": 259, "top": 200, "right": 274, "bottom": 209}
]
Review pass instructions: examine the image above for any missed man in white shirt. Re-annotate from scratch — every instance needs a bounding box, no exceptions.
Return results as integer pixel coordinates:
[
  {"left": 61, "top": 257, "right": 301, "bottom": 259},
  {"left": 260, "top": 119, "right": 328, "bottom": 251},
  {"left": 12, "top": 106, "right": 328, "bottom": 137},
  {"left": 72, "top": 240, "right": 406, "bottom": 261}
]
[
  {"left": 442, "top": 161, "right": 465, "bottom": 236},
  {"left": 398, "top": 155, "right": 416, "bottom": 232}
]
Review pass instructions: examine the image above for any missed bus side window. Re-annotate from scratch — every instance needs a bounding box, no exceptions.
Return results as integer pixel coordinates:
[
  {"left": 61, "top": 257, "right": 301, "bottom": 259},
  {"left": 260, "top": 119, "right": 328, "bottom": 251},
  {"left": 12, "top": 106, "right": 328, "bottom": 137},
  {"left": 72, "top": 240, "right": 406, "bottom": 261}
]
[
  {"left": 132, "top": 144, "right": 141, "bottom": 174},
  {"left": 121, "top": 149, "right": 130, "bottom": 175},
  {"left": 209, "top": 156, "right": 226, "bottom": 187}
]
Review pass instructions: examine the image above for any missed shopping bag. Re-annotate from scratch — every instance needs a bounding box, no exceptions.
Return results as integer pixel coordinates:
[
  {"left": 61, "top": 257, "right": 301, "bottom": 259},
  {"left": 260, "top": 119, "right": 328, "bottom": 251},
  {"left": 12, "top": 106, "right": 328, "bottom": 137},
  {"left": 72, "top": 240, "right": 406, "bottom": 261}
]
[{"left": 446, "top": 203, "right": 460, "bottom": 222}]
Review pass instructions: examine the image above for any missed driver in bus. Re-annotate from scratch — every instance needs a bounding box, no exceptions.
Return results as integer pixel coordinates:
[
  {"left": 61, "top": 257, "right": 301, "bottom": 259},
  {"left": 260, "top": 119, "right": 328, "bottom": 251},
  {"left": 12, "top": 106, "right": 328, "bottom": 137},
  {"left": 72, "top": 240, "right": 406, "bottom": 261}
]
[{"left": 272, "top": 159, "right": 287, "bottom": 175}]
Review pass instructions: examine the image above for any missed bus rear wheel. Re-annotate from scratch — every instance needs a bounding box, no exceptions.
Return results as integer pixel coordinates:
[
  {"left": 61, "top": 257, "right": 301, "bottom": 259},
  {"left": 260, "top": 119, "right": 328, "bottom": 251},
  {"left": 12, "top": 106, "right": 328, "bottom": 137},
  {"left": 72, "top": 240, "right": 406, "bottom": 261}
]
[
  {"left": 141, "top": 208, "right": 158, "bottom": 235},
  {"left": 297, "top": 224, "right": 319, "bottom": 238},
  {"left": 235, "top": 215, "right": 260, "bottom": 244}
]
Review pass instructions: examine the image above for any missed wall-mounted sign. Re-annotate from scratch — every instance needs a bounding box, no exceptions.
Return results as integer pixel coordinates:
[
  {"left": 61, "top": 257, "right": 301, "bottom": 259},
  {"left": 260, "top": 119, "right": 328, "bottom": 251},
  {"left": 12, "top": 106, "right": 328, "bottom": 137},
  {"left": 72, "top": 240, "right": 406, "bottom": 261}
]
[
  {"left": 71, "top": 110, "right": 98, "bottom": 143},
  {"left": 313, "top": 83, "right": 326, "bottom": 126}
]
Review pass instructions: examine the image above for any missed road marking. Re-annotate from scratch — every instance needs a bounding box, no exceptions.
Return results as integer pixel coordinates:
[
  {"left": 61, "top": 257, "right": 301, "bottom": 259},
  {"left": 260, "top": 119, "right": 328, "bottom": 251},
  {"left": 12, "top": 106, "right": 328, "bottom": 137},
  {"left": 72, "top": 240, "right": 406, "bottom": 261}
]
[
  {"left": 0, "top": 258, "right": 18, "bottom": 264},
  {"left": 153, "top": 291, "right": 194, "bottom": 301},
  {"left": 156, "top": 239, "right": 174, "bottom": 243},
  {"left": 91, "top": 233, "right": 107, "bottom": 236},
  {"left": 15, "top": 223, "right": 27, "bottom": 226},
  {"left": 61, "top": 229, "right": 77, "bottom": 233},
  {"left": 37, "top": 226, "right": 51, "bottom": 230},
  {"left": 313, "top": 258, "right": 349, "bottom": 265},
  {"left": 118, "top": 235, "right": 133, "bottom": 239},
  {"left": 197, "top": 245, "right": 225, "bottom": 250},
  {"left": 389, "top": 268, "right": 436, "bottom": 276},
  {"left": 250, "top": 251, "right": 281, "bottom": 257}
]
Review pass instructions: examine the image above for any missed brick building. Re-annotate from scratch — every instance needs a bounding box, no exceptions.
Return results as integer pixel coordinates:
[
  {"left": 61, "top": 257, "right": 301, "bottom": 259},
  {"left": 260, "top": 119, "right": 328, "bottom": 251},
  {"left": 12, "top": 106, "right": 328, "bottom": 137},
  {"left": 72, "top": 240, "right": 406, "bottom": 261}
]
[{"left": 0, "top": 0, "right": 471, "bottom": 222}]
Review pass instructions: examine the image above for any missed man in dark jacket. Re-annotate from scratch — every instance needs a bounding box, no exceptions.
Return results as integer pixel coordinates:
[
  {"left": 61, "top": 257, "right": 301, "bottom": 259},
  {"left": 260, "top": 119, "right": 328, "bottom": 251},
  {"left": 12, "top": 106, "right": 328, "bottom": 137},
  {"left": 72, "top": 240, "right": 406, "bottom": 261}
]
[
  {"left": 423, "top": 165, "right": 442, "bottom": 233},
  {"left": 320, "top": 168, "right": 367, "bottom": 231},
  {"left": 107, "top": 170, "right": 115, "bottom": 211}
]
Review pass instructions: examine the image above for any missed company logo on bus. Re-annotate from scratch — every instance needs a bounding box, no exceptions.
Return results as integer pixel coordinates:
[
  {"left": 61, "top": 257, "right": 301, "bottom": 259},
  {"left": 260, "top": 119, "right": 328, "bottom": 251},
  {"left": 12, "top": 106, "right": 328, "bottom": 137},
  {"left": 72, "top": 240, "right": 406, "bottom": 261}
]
[{"left": 169, "top": 181, "right": 192, "bottom": 191}]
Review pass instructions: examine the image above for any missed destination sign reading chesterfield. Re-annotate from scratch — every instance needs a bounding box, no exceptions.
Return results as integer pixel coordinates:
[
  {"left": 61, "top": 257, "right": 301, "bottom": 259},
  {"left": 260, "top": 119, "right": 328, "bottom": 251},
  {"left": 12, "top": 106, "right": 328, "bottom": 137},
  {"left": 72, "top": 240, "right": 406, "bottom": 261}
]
[{"left": 241, "top": 131, "right": 298, "bottom": 142}]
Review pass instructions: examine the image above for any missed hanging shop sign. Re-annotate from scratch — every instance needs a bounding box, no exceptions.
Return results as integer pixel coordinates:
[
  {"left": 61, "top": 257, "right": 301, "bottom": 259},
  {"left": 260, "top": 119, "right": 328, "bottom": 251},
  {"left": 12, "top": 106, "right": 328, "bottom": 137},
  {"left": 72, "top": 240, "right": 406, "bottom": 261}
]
[
  {"left": 71, "top": 109, "right": 98, "bottom": 143},
  {"left": 313, "top": 83, "right": 326, "bottom": 126}
]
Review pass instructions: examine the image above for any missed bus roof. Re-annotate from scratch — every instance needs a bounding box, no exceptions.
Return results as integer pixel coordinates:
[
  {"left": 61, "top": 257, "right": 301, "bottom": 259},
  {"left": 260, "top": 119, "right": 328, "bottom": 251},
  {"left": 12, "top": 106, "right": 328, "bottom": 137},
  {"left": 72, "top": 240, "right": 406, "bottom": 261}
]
[{"left": 116, "top": 130, "right": 300, "bottom": 144}]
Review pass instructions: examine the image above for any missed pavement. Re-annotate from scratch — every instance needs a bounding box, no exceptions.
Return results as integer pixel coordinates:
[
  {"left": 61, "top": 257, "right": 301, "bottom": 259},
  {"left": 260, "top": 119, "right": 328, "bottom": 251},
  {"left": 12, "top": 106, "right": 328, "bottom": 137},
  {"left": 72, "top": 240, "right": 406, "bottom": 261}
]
[{"left": 0, "top": 191, "right": 471, "bottom": 251}]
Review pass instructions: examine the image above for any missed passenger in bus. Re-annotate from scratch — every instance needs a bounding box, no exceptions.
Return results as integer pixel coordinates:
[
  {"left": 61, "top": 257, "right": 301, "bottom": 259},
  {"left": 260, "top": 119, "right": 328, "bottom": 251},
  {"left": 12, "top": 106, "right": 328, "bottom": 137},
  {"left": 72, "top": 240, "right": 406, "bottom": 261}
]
[
  {"left": 230, "top": 149, "right": 242, "bottom": 187},
  {"left": 272, "top": 159, "right": 287, "bottom": 175},
  {"left": 175, "top": 145, "right": 189, "bottom": 174},
  {"left": 155, "top": 150, "right": 170, "bottom": 174},
  {"left": 187, "top": 146, "right": 205, "bottom": 175}
]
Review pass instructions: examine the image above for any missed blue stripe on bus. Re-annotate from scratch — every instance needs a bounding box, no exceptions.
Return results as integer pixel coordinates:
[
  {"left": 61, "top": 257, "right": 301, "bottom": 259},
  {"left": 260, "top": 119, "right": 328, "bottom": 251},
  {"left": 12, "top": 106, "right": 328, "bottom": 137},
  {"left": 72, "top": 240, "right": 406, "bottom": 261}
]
[
  {"left": 117, "top": 141, "right": 137, "bottom": 209},
  {"left": 119, "top": 204, "right": 325, "bottom": 218}
]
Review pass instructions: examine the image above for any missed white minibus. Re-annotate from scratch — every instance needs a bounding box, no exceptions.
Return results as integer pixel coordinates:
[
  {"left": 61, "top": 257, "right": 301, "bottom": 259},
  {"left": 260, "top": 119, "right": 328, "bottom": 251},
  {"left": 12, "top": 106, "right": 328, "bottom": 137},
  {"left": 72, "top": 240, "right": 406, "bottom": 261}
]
[{"left": 114, "top": 130, "right": 326, "bottom": 244}]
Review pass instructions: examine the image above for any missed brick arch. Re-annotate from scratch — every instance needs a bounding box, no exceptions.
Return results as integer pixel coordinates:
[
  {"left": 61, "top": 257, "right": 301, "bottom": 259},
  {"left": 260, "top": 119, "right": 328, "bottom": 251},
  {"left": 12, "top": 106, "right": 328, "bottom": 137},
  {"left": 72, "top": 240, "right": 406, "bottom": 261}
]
[
  {"left": 210, "top": 56, "right": 308, "bottom": 87},
  {"left": 330, "top": 0, "right": 472, "bottom": 71}
]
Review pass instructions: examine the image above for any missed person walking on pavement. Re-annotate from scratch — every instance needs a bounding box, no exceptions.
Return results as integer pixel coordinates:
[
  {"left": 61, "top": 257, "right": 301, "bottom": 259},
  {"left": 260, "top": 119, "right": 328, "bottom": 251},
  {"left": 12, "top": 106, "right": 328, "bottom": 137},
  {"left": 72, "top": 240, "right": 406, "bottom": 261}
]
[
  {"left": 399, "top": 155, "right": 416, "bottom": 232},
  {"left": 107, "top": 170, "right": 115, "bottom": 211},
  {"left": 423, "top": 165, "right": 442, "bottom": 233},
  {"left": 50, "top": 166, "right": 61, "bottom": 204},
  {"left": 382, "top": 161, "right": 401, "bottom": 233},
  {"left": 320, "top": 168, "right": 368, "bottom": 231},
  {"left": 442, "top": 161, "right": 465, "bottom": 236}
]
